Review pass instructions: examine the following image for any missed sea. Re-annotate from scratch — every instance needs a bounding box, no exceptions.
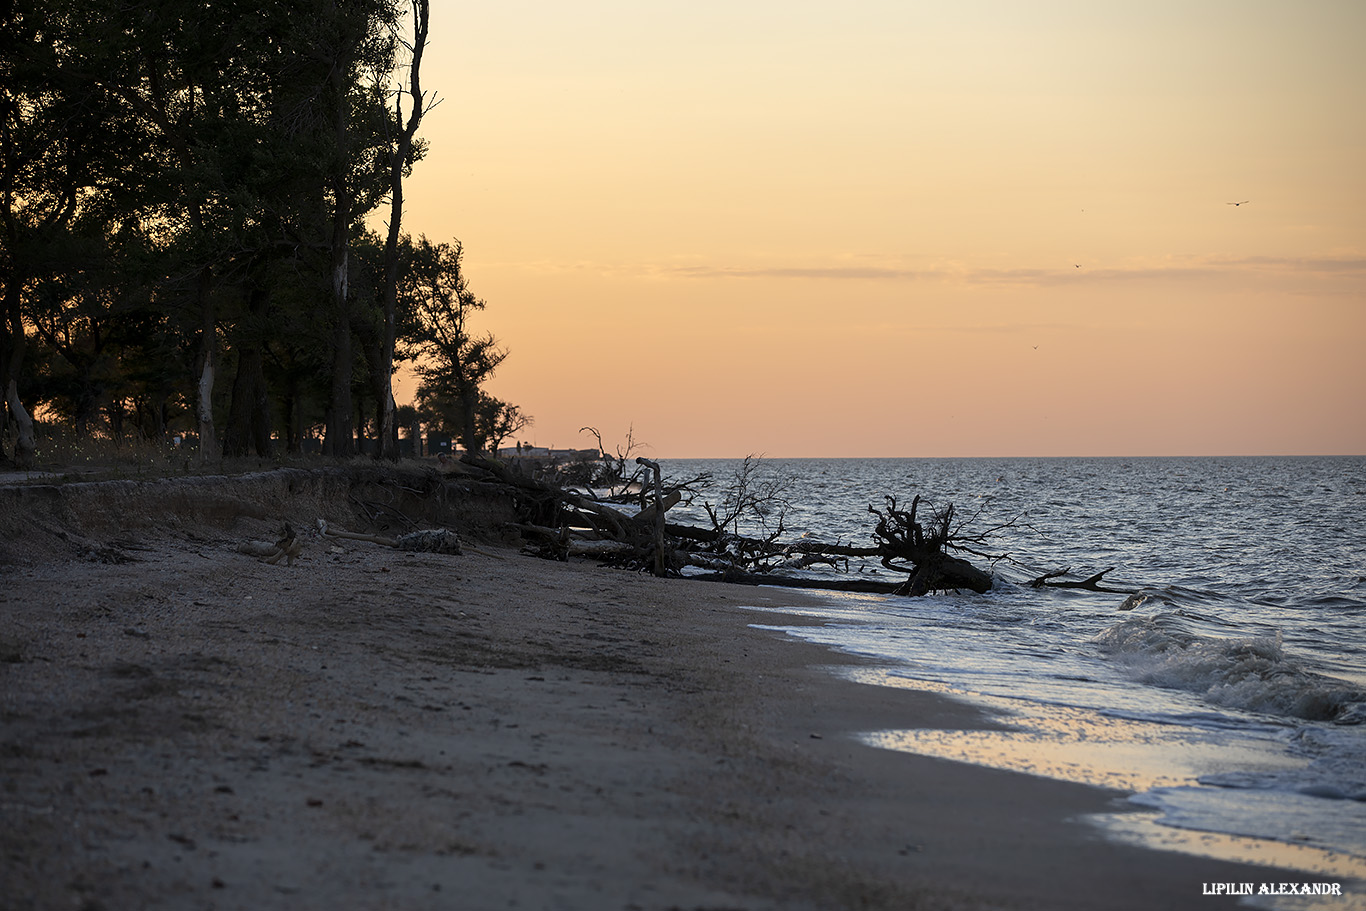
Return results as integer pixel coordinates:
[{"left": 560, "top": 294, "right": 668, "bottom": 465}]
[{"left": 657, "top": 456, "right": 1366, "bottom": 906}]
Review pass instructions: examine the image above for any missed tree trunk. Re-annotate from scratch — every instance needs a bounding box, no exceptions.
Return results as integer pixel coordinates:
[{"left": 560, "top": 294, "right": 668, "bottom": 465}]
[
  {"left": 376, "top": 0, "right": 430, "bottom": 463},
  {"left": 365, "top": 341, "right": 395, "bottom": 461},
  {"left": 459, "top": 380, "right": 479, "bottom": 456},
  {"left": 636, "top": 457, "right": 669, "bottom": 576},
  {"left": 222, "top": 284, "right": 274, "bottom": 458},
  {"left": 378, "top": 388, "right": 398, "bottom": 460},
  {"left": 5, "top": 378, "right": 36, "bottom": 469},
  {"left": 688, "top": 570, "right": 908, "bottom": 595},
  {"left": 324, "top": 250, "right": 354, "bottom": 457},
  {"left": 375, "top": 308, "right": 396, "bottom": 460},
  {"left": 354, "top": 392, "right": 368, "bottom": 454},
  {"left": 880, "top": 550, "right": 993, "bottom": 595},
  {"left": 323, "top": 26, "right": 355, "bottom": 460},
  {"left": 194, "top": 267, "right": 219, "bottom": 464},
  {"left": 3, "top": 279, "right": 36, "bottom": 468},
  {"left": 222, "top": 345, "right": 273, "bottom": 458},
  {"left": 281, "top": 384, "right": 299, "bottom": 454}
]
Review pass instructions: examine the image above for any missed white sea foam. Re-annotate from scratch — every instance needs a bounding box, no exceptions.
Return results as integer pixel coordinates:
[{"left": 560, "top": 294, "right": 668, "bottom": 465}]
[{"left": 1093, "top": 614, "right": 1366, "bottom": 723}]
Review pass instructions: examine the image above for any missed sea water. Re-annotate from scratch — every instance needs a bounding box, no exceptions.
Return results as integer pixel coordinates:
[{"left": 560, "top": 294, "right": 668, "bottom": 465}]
[{"left": 659, "top": 456, "right": 1366, "bottom": 899}]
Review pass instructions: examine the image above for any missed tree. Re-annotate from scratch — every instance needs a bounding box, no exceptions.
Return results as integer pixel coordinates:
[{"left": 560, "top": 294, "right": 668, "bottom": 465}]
[
  {"left": 0, "top": 2, "right": 133, "bottom": 465},
  {"left": 79, "top": 0, "right": 258, "bottom": 462},
  {"left": 394, "top": 402, "right": 423, "bottom": 454},
  {"left": 220, "top": 277, "right": 277, "bottom": 458},
  {"left": 71, "top": 0, "right": 333, "bottom": 461},
  {"left": 868, "top": 496, "right": 994, "bottom": 595},
  {"left": 376, "top": 0, "right": 433, "bottom": 461},
  {"left": 402, "top": 237, "right": 508, "bottom": 456},
  {"left": 700, "top": 455, "right": 796, "bottom": 542},
  {"left": 312, "top": 0, "right": 403, "bottom": 458},
  {"left": 463, "top": 454, "right": 1063, "bottom": 593},
  {"left": 476, "top": 395, "right": 531, "bottom": 454},
  {"left": 23, "top": 229, "right": 125, "bottom": 433},
  {"left": 1, "top": 0, "right": 468, "bottom": 464}
]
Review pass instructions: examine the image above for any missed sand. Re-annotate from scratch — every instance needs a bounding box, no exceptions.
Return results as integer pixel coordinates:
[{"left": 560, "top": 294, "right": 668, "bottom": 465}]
[{"left": 0, "top": 467, "right": 1309, "bottom": 909}]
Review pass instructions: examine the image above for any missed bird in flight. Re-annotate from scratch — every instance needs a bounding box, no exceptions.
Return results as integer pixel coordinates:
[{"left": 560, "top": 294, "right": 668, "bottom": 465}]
[{"left": 1227, "top": 200, "right": 1250, "bottom": 206}]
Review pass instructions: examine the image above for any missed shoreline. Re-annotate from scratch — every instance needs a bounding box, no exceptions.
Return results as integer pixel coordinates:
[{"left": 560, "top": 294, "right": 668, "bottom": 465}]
[{"left": 0, "top": 472, "right": 1330, "bottom": 909}]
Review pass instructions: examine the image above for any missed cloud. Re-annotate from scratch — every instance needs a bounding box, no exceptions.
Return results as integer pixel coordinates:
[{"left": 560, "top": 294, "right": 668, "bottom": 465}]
[
  {"left": 488, "top": 253, "right": 1366, "bottom": 292},
  {"left": 1218, "top": 255, "right": 1366, "bottom": 274},
  {"left": 662, "top": 254, "right": 1366, "bottom": 286},
  {"left": 663, "top": 264, "right": 930, "bottom": 281}
]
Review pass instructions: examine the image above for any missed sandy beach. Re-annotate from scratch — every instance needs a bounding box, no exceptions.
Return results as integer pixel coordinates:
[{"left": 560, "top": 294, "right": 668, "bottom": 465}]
[{"left": 0, "top": 466, "right": 1311, "bottom": 909}]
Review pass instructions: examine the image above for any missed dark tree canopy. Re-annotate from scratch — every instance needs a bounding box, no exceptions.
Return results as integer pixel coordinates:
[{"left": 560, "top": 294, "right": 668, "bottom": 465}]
[
  {"left": 401, "top": 238, "right": 521, "bottom": 456},
  {"left": 0, "top": 0, "right": 521, "bottom": 467}
]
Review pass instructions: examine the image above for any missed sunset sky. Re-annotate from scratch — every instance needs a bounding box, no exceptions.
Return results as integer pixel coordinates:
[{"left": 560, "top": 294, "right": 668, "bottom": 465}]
[{"left": 393, "top": 1, "right": 1365, "bottom": 458}]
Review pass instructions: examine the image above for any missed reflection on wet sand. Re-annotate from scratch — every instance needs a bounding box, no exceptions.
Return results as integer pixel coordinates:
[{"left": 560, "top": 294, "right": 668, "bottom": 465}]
[{"left": 850, "top": 668, "right": 1366, "bottom": 888}]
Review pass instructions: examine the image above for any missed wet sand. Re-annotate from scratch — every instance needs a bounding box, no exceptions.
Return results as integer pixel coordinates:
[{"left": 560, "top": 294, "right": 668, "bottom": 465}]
[{"left": 0, "top": 469, "right": 1305, "bottom": 909}]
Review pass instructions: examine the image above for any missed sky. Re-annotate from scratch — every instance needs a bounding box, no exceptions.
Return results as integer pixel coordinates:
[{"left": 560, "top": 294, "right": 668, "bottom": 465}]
[{"left": 391, "top": 0, "right": 1365, "bottom": 458}]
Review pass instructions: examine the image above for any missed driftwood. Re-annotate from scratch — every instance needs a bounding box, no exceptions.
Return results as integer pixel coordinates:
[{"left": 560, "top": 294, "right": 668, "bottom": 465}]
[
  {"left": 393, "top": 529, "right": 464, "bottom": 554},
  {"left": 686, "top": 569, "right": 906, "bottom": 595},
  {"left": 459, "top": 452, "right": 1128, "bottom": 600},
  {"left": 459, "top": 454, "right": 1004, "bottom": 595},
  {"left": 636, "top": 488, "right": 681, "bottom": 525},
  {"left": 237, "top": 523, "right": 303, "bottom": 566},
  {"left": 635, "top": 457, "right": 669, "bottom": 576},
  {"left": 316, "top": 519, "right": 463, "bottom": 555},
  {"left": 1027, "top": 566, "right": 1130, "bottom": 593},
  {"left": 868, "top": 496, "right": 994, "bottom": 595}
]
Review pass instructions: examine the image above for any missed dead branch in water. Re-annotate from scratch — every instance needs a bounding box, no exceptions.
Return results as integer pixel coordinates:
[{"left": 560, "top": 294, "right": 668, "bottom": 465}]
[{"left": 1027, "top": 566, "right": 1131, "bottom": 593}]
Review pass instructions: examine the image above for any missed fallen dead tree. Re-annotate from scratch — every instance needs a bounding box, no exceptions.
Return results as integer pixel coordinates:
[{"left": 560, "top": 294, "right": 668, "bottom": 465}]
[
  {"left": 865, "top": 496, "right": 994, "bottom": 595},
  {"left": 206, "top": 454, "right": 1124, "bottom": 597},
  {"left": 455, "top": 452, "right": 1121, "bottom": 598},
  {"left": 683, "top": 569, "right": 908, "bottom": 595},
  {"left": 316, "top": 518, "right": 464, "bottom": 554}
]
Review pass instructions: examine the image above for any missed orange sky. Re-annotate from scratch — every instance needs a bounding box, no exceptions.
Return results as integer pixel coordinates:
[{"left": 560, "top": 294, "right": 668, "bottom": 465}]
[{"left": 391, "top": 1, "right": 1365, "bottom": 457}]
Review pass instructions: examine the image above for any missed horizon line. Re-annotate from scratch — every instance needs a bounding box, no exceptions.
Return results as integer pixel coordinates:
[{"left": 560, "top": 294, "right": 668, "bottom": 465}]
[{"left": 644, "top": 452, "right": 1365, "bottom": 461}]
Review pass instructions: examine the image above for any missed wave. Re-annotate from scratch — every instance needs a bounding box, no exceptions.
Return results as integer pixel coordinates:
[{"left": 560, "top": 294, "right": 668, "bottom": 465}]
[{"left": 1093, "top": 614, "right": 1366, "bottom": 723}]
